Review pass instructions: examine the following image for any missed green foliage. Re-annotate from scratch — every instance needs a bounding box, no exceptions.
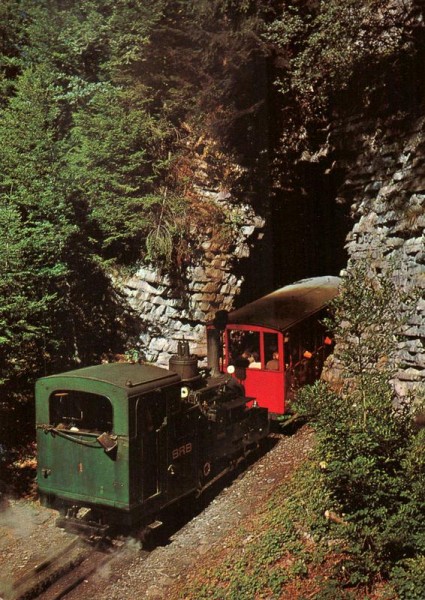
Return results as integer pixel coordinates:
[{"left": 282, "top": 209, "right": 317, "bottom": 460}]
[
  {"left": 68, "top": 84, "right": 172, "bottom": 261},
  {"left": 0, "top": 0, "right": 27, "bottom": 103},
  {"left": 391, "top": 555, "right": 425, "bottom": 600},
  {"left": 175, "top": 453, "right": 340, "bottom": 599},
  {"left": 264, "top": 0, "right": 411, "bottom": 119},
  {"left": 105, "top": 0, "right": 164, "bottom": 81},
  {"left": 326, "top": 261, "right": 413, "bottom": 379},
  {"left": 0, "top": 63, "right": 140, "bottom": 401},
  {"left": 0, "top": 0, "right": 272, "bottom": 406},
  {"left": 21, "top": 0, "right": 111, "bottom": 80},
  {"left": 144, "top": 192, "right": 188, "bottom": 267},
  {"left": 0, "top": 203, "right": 49, "bottom": 388},
  {"left": 294, "top": 261, "right": 425, "bottom": 590},
  {"left": 0, "top": 66, "right": 73, "bottom": 390}
]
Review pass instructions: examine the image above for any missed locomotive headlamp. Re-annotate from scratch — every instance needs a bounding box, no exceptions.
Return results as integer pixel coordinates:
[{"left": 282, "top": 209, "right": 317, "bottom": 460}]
[
  {"left": 181, "top": 386, "right": 189, "bottom": 399},
  {"left": 226, "top": 365, "right": 235, "bottom": 375}
]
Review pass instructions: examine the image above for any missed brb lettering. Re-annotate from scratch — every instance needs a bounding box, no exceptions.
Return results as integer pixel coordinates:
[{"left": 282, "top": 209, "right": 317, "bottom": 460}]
[{"left": 172, "top": 442, "right": 193, "bottom": 460}]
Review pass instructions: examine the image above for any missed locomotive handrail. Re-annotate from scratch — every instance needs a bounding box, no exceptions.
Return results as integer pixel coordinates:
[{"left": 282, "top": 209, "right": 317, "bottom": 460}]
[{"left": 39, "top": 425, "right": 104, "bottom": 448}]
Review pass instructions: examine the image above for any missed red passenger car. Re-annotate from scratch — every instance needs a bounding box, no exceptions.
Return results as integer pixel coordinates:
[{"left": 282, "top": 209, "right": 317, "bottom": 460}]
[{"left": 207, "top": 276, "right": 341, "bottom": 417}]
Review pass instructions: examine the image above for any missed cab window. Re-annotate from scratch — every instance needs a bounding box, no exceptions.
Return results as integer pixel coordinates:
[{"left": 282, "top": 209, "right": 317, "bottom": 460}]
[
  {"left": 228, "top": 330, "right": 260, "bottom": 366},
  {"left": 49, "top": 391, "right": 113, "bottom": 433},
  {"left": 264, "top": 332, "right": 280, "bottom": 370}
]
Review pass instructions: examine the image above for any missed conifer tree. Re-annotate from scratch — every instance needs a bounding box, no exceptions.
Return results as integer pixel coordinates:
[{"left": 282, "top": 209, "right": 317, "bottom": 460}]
[{"left": 0, "top": 66, "right": 73, "bottom": 394}]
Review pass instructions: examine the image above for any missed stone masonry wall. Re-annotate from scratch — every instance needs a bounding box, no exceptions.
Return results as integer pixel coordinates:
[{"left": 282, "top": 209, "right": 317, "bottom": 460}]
[
  {"left": 120, "top": 112, "right": 424, "bottom": 397},
  {"left": 122, "top": 191, "right": 264, "bottom": 366},
  {"left": 328, "top": 113, "right": 425, "bottom": 397}
]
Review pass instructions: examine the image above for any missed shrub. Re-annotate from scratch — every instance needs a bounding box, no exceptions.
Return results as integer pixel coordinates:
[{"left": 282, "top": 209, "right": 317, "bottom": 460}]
[
  {"left": 391, "top": 555, "right": 425, "bottom": 600},
  {"left": 294, "top": 260, "right": 424, "bottom": 588}
]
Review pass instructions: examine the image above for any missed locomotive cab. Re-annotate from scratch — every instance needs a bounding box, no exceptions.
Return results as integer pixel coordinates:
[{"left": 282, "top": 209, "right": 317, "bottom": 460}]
[
  {"left": 36, "top": 353, "right": 269, "bottom": 534},
  {"left": 36, "top": 363, "right": 194, "bottom": 529}
]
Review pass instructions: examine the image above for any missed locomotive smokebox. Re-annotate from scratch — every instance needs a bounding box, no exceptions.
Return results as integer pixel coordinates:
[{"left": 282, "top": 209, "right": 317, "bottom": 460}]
[{"left": 169, "top": 340, "right": 201, "bottom": 383}]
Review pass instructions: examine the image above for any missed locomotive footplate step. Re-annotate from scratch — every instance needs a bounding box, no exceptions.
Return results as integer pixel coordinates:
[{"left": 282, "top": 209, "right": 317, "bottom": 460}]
[
  {"left": 56, "top": 515, "right": 110, "bottom": 537},
  {"left": 147, "top": 520, "right": 163, "bottom": 530}
]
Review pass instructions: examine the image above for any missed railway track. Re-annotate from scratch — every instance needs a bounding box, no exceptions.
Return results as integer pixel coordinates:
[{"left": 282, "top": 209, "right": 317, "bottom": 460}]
[
  {"left": 5, "top": 537, "right": 87, "bottom": 600},
  {"left": 2, "top": 433, "right": 287, "bottom": 600},
  {"left": 4, "top": 536, "right": 140, "bottom": 600}
]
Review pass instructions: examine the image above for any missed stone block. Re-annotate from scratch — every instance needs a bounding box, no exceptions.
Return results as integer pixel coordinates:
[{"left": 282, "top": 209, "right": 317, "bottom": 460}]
[
  {"left": 165, "top": 306, "right": 179, "bottom": 318},
  {"left": 404, "top": 238, "right": 424, "bottom": 254},
  {"left": 241, "top": 225, "right": 255, "bottom": 237},
  {"left": 410, "top": 193, "right": 425, "bottom": 203},
  {"left": 192, "top": 310, "right": 206, "bottom": 321},
  {"left": 385, "top": 237, "right": 405, "bottom": 249},
  {"left": 397, "top": 151, "right": 412, "bottom": 165},
  {"left": 376, "top": 210, "right": 398, "bottom": 224},
  {"left": 365, "top": 181, "right": 382, "bottom": 192},
  {"left": 149, "top": 337, "right": 168, "bottom": 352},
  {"left": 393, "top": 170, "right": 407, "bottom": 182},
  {"left": 393, "top": 379, "right": 416, "bottom": 397},
  {"left": 200, "top": 293, "right": 218, "bottom": 302},
  {"left": 136, "top": 266, "right": 171, "bottom": 286},
  {"left": 404, "top": 325, "right": 423, "bottom": 336},
  {"left": 153, "top": 304, "right": 166, "bottom": 318},
  {"left": 189, "top": 266, "right": 208, "bottom": 282},
  {"left": 190, "top": 293, "right": 205, "bottom": 304},
  {"left": 234, "top": 244, "right": 250, "bottom": 258},
  {"left": 397, "top": 367, "right": 425, "bottom": 382},
  {"left": 202, "top": 282, "right": 219, "bottom": 293},
  {"left": 187, "top": 282, "right": 204, "bottom": 292},
  {"left": 206, "top": 267, "right": 225, "bottom": 280}
]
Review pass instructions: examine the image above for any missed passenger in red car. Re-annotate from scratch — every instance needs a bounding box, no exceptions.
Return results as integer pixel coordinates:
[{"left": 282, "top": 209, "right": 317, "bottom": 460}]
[{"left": 266, "top": 352, "right": 280, "bottom": 370}]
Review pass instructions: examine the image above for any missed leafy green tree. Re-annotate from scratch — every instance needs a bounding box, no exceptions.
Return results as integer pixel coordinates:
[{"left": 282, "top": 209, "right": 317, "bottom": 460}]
[
  {"left": 265, "top": 0, "right": 411, "bottom": 119},
  {"left": 0, "top": 65, "right": 140, "bottom": 402},
  {"left": 0, "top": 66, "right": 77, "bottom": 394},
  {"left": 21, "top": 0, "right": 110, "bottom": 79},
  {"left": 0, "top": 0, "right": 27, "bottom": 104},
  {"left": 67, "top": 84, "right": 175, "bottom": 261},
  {"left": 0, "top": 203, "right": 47, "bottom": 392},
  {"left": 108, "top": 0, "right": 272, "bottom": 168}
]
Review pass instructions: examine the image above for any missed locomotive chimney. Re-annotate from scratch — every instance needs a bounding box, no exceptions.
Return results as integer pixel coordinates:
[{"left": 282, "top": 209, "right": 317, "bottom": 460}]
[
  {"left": 207, "top": 328, "right": 221, "bottom": 377},
  {"left": 207, "top": 310, "right": 228, "bottom": 377},
  {"left": 169, "top": 340, "right": 201, "bottom": 383}
]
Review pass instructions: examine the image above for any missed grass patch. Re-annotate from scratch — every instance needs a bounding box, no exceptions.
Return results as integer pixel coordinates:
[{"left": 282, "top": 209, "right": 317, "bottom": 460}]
[{"left": 171, "top": 457, "right": 373, "bottom": 600}]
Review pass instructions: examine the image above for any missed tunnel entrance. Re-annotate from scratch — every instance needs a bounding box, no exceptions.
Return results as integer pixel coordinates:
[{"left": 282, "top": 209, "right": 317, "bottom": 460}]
[
  {"left": 236, "top": 161, "right": 350, "bottom": 307},
  {"left": 226, "top": 53, "right": 351, "bottom": 308},
  {"left": 270, "top": 162, "right": 350, "bottom": 288}
]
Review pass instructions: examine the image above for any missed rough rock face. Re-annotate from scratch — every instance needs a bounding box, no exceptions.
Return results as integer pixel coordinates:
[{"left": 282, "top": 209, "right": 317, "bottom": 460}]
[
  {"left": 329, "top": 113, "right": 425, "bottom": 397},
  {"left": 122, "top": 112, "right": 423, "bottom": 399},
  {"left": 123, "top": 191, "right": 264, "bottom": 366}
]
